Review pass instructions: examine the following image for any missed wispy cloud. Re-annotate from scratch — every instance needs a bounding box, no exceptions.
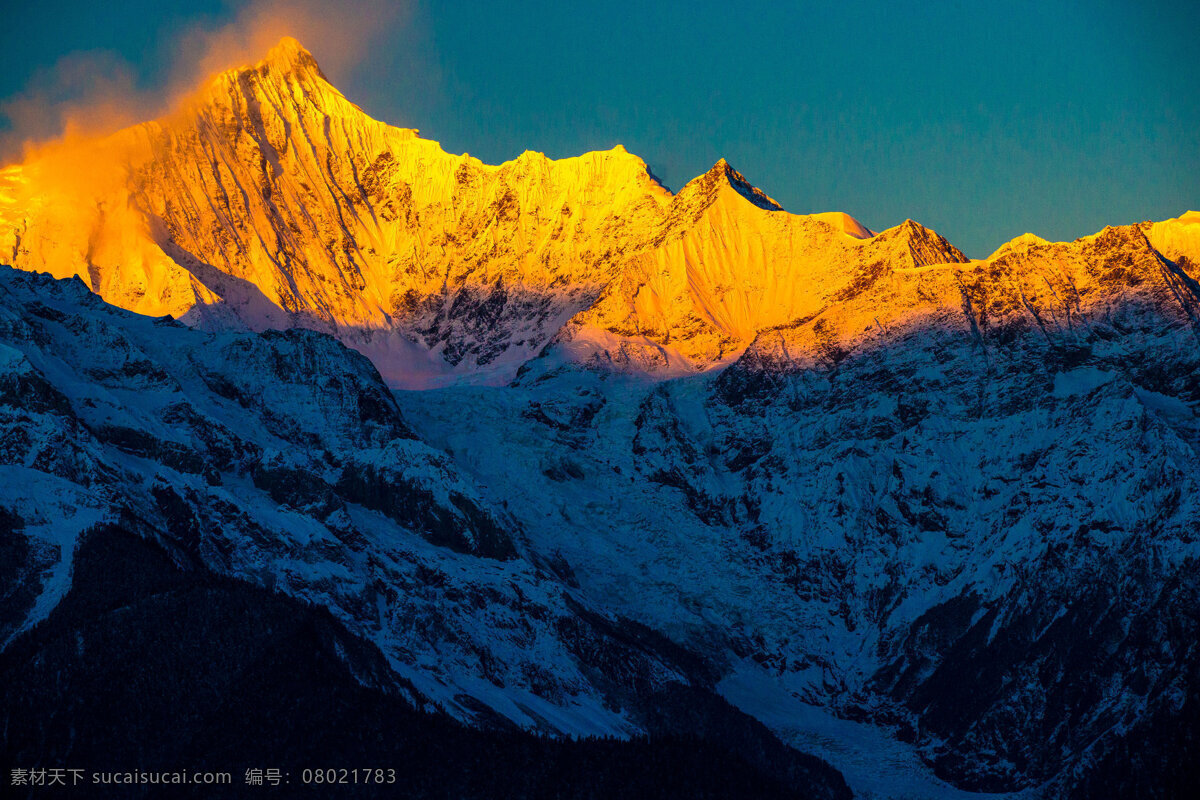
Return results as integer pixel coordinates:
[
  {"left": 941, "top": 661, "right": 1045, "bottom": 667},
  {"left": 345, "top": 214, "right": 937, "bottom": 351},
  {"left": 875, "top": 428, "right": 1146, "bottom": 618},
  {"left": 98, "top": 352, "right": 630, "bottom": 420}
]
[{"left": 0, "top": 0, "right": 408, "bottom": 164}]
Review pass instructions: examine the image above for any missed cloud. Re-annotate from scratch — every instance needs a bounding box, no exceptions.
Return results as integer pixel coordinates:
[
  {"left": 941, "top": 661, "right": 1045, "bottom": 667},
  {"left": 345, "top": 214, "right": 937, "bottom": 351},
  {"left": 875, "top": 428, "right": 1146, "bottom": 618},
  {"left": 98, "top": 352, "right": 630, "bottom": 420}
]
[
  {"left": 0, "top": 51, "right": 155, "bottom": 164},
  {"left": 0, "top": 0, "right": 409, "bottom": 165},
  {"left": 170, "top": 0, "right": 407, "bottom": 92}
]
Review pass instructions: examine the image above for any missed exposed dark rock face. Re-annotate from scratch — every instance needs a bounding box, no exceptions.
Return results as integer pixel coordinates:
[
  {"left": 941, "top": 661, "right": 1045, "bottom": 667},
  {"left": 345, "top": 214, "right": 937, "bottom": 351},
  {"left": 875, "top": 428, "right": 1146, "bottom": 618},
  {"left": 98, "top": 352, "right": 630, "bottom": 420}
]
[
  {"left": 1, "top": 525, "right": 851, "bottom": 800},
  {"left": 336, "top": 453, "right": 518, "bottom": 559},
  {"left": 0, "top": 266, "right": 852, "bottom": 797}
]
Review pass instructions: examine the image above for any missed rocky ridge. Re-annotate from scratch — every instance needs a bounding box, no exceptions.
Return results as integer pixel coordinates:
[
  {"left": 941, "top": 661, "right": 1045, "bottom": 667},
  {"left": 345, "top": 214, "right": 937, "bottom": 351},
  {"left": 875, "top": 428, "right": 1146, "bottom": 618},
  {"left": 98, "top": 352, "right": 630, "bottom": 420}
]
[
  {"left": 2, "top": 38, "right": 935, "bottom": 387},
  {"left": 3, "top": 35, "right": 1200, "bottom": 800}
]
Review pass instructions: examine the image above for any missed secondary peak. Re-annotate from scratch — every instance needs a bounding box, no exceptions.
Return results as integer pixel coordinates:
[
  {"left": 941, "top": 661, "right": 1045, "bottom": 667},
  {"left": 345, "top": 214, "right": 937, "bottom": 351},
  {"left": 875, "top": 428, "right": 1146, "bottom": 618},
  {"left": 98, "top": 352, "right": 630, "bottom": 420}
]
[{"left": 708, "top": 159, "right": 783, "bottom": 212}]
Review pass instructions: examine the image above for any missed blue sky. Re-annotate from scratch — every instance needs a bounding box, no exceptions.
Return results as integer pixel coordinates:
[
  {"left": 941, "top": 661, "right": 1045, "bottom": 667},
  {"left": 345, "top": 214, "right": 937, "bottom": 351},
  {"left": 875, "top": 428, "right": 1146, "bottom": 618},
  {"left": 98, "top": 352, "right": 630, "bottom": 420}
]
[{"left": 2, "top": 0, "right": 1196, "bottom": 256}]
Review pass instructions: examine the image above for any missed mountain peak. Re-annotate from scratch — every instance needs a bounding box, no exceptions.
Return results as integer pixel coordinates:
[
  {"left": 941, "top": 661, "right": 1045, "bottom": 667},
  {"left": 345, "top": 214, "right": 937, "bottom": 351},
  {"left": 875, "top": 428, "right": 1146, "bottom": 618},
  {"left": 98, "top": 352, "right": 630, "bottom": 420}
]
[
  {"left": 269, "top": 35, "right": 307, "bottom": 56},
  {"left": 189, "top": 36, "right": 331, "bottom": 112},
  {"left": 872, "top": 218, "right": 968, "bottom": 265},
  {"left": 987, "top": 232, "right": 1049, "bottom": 260},
  {"left": 261, "top": 36, "right": 320, "bottom": 72},
  {"left": 702, "top": 159, "right": 783, "bottom": 211},
  {"left": 209, "top": 35, "right": 326, "bottom": 88},
  {"left": 190, "top": 35, "right": 346, "bottom": 123}
]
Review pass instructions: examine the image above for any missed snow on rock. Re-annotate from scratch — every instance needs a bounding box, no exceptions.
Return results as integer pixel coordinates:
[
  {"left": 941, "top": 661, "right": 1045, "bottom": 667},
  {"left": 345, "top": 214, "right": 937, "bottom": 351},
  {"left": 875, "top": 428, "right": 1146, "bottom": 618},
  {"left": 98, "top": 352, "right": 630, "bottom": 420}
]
[
  {"left": 0, "top": 266, "right": 698, "bottom": 737},
  {"left": 4, "top": 36, "right": 1200, "bottom": 800},
  {"left": 397, "top": 207, "right": 1200, "bottom": 795},
  {"left": 1145, "top": 210, "right": 1200, "bottom": 265},
  {"left": 0, "top": 39, "right": 894, "bottom": 389}
]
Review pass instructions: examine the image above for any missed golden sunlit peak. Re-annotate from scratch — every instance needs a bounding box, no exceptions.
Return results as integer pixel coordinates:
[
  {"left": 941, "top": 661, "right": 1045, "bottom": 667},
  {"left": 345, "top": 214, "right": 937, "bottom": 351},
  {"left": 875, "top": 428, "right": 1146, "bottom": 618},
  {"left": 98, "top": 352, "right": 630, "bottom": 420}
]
[
  {"left": 986, "top": 232, "right": 1050, "bottom": 261},
  {"left": 1011, "top": 232, "right": 1049, "bottom": 247},
  {"left": 265, "top": 36, "right": 310, "bottom": 63},
  {"left": 196, "top": 36, "right": 325, "bottom": 100},
  {"left": 699, "top": 158, "right": 784, "bottom": 211},
  {"left": 186, "top": 35, "right": 344, "bottom": 118},
  {"left": 259, "top": 36, "right": 321, "bottom": 73}
]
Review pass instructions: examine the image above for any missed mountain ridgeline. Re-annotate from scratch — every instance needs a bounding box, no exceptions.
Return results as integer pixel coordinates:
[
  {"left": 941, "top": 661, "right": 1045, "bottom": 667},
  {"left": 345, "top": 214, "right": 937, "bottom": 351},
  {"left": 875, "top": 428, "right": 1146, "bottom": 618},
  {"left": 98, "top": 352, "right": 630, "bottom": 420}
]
[{"left": 3, "top": 36, "right": 1200, "bottom": 800}]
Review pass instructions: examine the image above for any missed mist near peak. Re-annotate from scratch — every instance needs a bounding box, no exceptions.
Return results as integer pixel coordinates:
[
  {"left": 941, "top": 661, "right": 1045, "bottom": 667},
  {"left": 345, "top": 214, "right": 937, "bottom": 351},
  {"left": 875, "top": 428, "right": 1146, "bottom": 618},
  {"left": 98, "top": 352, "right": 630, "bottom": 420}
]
[{"left": 0, "top": 0, "right": 410, "bottom": 166}]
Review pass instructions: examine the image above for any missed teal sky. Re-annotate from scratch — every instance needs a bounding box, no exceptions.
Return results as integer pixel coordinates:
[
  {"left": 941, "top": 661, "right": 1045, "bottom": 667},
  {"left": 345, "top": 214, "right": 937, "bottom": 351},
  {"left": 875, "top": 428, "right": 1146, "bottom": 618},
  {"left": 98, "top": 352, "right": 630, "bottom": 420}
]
[{"left": 1, "top": 0, "right": 1196, "bottom": 257}]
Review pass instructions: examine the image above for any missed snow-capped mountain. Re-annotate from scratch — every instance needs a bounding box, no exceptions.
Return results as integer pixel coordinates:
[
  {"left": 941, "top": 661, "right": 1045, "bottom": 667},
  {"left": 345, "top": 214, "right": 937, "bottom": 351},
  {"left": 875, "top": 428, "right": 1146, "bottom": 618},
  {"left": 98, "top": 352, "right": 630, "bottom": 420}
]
[
  {"left": 0, "top": 38, "right": 938, "bottom": 388},
  {"left": 3, "top": 36, "right": 1200, "bottom": 800},
  {"left": 396, "top": 217, "right": 1200, "bottom": 798},
  {"left": 0, "top": 265, "right": 851, "bottom": 800}
]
